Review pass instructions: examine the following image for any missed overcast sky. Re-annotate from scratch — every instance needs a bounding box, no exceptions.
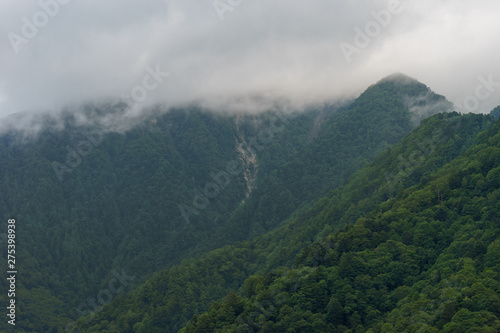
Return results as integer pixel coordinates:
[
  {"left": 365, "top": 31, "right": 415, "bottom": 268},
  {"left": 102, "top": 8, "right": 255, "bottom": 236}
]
[{"left": 1, "top": 0, "right": 499, "bottom": 123}]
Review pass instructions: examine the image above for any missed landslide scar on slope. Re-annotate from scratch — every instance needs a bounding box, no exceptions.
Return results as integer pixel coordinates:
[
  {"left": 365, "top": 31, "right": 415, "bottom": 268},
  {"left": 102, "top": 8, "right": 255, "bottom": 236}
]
[{"left": 235, "top": 115, "right": 259, "bottom": 203}]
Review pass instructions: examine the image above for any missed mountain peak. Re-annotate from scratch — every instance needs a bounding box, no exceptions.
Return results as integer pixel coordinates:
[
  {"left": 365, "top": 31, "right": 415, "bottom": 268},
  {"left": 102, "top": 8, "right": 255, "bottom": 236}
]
[
  {"left": 378, "top": 72, "right": 419, "bottom": 85},
  {"left": 361, "top": 73, "right": 454, "bottom": 124}
]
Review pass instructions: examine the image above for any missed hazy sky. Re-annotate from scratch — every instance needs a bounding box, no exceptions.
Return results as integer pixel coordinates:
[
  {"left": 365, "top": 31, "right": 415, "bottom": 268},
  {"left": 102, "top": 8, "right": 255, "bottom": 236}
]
[{"left": 1, "top": 0, "right": 499, "bottom": 122}]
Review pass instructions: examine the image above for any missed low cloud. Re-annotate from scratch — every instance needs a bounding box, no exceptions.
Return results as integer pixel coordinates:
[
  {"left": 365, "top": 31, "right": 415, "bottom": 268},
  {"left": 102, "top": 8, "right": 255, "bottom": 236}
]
[{"left": 1, "top": 0, "right": 499, "bottom": 132}]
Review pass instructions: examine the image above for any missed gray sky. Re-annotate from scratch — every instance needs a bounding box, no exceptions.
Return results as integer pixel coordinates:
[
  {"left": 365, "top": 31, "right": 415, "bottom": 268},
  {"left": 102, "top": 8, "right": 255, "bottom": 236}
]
[{"left": 1, "top": 0, "right": 499, "bottom": 123}]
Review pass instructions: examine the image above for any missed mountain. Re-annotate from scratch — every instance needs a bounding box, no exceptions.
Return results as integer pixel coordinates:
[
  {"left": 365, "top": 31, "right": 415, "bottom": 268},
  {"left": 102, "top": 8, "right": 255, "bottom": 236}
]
[
  {"left": 0, "top": 74, "right": 474, "bottom": 332},
  {"left": 74, "top": 111, "right": 495, "bottom": 332},
  {"left": 220, "top": 73, "right": 453, "bottom": 240}
]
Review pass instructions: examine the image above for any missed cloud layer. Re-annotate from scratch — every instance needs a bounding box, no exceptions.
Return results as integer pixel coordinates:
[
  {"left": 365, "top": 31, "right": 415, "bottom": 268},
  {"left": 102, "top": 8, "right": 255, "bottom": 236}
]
[{"left": 1, "top": 0, "right": 499, "bottom": 123}]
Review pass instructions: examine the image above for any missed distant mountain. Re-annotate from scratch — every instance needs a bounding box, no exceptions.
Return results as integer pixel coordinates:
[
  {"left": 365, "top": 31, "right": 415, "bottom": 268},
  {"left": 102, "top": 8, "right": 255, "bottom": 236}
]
[{"left": 0, "top": 74, "right": 461, "bottom": 331}]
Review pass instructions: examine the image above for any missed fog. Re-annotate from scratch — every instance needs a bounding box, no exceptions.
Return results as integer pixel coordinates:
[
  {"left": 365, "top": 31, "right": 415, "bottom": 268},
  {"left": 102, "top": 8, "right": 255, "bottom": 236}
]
[{"left": 1, "top": 0, "right": 499, "bottom": 131}]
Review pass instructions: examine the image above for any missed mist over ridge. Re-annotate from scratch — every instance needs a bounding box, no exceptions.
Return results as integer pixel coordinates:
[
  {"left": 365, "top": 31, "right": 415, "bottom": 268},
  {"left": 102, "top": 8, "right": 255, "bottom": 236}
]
[
  {"left": 1, "top": 0, "right": 500, "bottom": 130},
  {"left": 0, "top": 72, "right": 458, "bottom": 138}
]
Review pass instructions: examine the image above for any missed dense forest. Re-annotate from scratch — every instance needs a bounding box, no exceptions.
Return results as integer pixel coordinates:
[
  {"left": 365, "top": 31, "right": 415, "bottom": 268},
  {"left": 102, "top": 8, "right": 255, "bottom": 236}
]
[
  {"left": 0, "top": 74, "right": 498, "bottom": 332},
  {"left": 72, "top": 110, "right": 498, "bottom": 332},
  {"left": 181, "top": 114, "right": 500, "bottom": 332}
]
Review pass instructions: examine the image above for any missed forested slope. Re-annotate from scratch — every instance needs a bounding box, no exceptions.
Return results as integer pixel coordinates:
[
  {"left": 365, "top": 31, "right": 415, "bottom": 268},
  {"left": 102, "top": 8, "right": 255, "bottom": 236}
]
[
  {"left": 182, "top": 113, "right": 500, "bottom": 332},
  {"left": 74, "top": 111, "right": 495, "bottom": 332}
]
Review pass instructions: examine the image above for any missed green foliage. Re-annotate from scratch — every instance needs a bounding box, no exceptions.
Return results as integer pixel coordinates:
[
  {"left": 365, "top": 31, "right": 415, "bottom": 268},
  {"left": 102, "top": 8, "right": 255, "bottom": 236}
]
[
  {"left": 181, "top": 117, "right": 500, "bottom": 332},
  {"left": 77, "top": 111, "right": 495, "bottom": 332}
]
